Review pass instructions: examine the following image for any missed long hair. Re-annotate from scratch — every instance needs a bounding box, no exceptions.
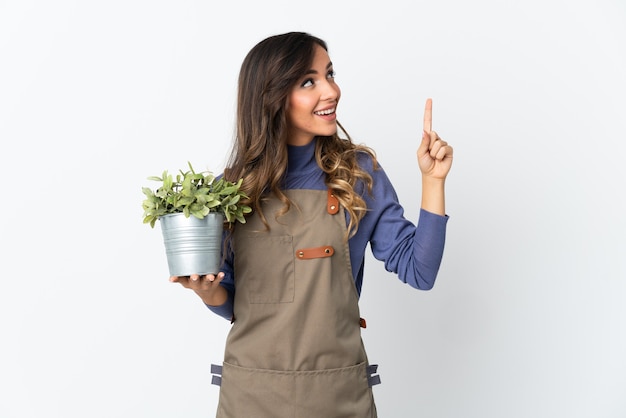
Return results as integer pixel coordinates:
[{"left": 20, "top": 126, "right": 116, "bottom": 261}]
[{"left": 224, "top": 31, "right": 377, "bottom": 238}]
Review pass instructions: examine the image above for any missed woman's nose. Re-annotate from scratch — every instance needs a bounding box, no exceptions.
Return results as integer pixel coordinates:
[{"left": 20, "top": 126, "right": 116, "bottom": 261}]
[{"left": 320, "top": 79, "right": 340, "bottom": 101}]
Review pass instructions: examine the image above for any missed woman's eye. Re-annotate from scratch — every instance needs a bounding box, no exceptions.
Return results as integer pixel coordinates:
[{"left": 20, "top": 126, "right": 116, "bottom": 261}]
[
  {"left": 327, "top": 70, "right": 336, "bottom": 79},
  {"left": 301, "top": 78, "right": 314, "bottom": 88}
]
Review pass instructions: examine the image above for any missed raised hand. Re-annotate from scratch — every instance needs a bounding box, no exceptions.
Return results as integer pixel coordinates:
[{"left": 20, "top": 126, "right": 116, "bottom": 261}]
[{"left": 417, "top": 98, "right": 453, "bottom": 180}]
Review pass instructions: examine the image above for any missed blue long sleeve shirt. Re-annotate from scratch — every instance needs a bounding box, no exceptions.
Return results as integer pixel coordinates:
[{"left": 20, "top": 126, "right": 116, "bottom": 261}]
[{"left": 208, "top": 139, "right": 448, "bottom": 320}]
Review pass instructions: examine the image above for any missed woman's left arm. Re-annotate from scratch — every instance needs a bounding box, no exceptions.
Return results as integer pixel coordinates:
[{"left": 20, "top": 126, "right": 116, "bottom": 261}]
[{"left": 363, "top": 160, "right": 448, "bottom": 291}]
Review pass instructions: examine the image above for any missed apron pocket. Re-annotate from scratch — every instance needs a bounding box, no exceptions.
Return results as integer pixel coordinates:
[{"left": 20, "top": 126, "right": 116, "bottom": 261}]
[
  {"left": 218, "top": 362, "right": 296, "bottom": 418},
  {"left": 218, "top": 361, "right": 376, "bottom": 418},
  {"left": 234, "top": 234, "right": 295, "bottom": 304}
]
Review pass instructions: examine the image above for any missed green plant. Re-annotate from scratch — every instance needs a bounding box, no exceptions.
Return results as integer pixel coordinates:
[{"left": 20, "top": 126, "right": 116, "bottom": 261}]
[{"left": 142, "top": 162, "right": 252, "bottom": 228}]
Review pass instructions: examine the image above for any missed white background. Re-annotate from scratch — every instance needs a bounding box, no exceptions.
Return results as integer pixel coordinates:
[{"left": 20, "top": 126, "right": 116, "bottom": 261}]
[{"left": 1, "top": 1, "right": 625, "bottom": 417}]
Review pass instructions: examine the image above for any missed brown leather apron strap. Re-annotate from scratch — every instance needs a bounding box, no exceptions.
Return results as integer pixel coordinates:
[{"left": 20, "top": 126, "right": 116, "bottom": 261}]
[
  {"left": 327, "top": 189, "right": 339, "bottom": 214},
  {"left": 296, "top": 245, "right": 334, "bottom": 259}
]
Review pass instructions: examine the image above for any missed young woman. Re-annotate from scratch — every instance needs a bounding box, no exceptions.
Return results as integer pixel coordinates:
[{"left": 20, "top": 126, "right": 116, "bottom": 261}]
[{"left": 171, "top": 31, "right": 453, "bottom": 417}]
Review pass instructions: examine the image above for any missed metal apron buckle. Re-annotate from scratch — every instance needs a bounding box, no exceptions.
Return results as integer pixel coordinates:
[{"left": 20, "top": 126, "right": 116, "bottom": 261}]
[
  {"left": 367, "top": 364, "right": 381, "bottom": 387},
  {"left": 211, "top": 364, "right": 223, "bottom": 386}
]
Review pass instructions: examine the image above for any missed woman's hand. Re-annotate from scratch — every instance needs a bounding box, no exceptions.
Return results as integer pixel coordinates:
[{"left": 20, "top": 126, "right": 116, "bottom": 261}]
[
  {"left": 417, "top": 98, "right": 453, "bottom": 216},
  {"left": 170, "top": 273, "right": 228, "bottom": 306},
  {"left": 417, "top": 98, "right": 453, "bottom": 180}
]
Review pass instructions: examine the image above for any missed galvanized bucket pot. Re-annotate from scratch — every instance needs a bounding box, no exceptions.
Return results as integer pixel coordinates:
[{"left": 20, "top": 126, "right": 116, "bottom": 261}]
[{"left": 159, "top": 212, "right": 224, "bottom": 276}]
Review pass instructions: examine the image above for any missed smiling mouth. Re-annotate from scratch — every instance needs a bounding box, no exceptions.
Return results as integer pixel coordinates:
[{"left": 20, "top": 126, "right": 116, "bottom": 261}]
[{"left": 314, "top": 108, "right": 335, "bottom": 116}]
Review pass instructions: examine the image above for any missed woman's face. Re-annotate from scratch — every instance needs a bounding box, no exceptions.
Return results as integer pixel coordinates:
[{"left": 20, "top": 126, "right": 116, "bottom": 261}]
[{"left": 286, "top": 44, "right": 341, "bottom": 146}]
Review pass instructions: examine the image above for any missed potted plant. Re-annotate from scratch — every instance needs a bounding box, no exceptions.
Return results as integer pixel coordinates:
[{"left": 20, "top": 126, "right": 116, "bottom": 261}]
[{"left": 142, "top": 161, "right": 251, "bottom": 276}]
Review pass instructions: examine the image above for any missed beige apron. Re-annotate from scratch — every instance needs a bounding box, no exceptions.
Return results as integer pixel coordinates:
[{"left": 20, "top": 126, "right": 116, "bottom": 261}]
[{"left": 213, "top": 189, "right": 379, "bottom": 418}]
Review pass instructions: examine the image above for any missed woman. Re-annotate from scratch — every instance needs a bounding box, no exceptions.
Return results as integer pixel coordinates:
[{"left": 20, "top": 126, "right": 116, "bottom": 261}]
[{"left": 171, "top": 31, "right": 453, "bottom": 417}]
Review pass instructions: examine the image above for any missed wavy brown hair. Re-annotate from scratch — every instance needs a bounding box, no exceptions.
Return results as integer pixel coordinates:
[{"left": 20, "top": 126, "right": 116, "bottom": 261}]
[{"left": 224, "top": 32, "right": 378, "bottom": 239}]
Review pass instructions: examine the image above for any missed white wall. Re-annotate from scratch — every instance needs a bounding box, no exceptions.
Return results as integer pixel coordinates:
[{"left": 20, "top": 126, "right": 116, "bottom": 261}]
[{"left": 1, "top": 1, "right": 625, "bottom": 417}]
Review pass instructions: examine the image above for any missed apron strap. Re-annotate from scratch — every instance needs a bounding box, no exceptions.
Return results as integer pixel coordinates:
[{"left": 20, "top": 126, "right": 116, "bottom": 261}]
[
  {"left": 296, "top": 245, "right": 334, "bottom": 259},
  {"left": 211, "top": 364, "right": 223, "bottom": 386},
  {"left": 327, "top": 189, "right": 339, "bottom": 214},
  {"left": 367, "top": 364, "right": 381, "bottom": 387}
]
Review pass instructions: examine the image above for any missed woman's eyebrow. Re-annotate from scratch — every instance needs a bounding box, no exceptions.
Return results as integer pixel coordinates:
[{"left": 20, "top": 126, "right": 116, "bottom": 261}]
[{"left": 304, "top": 61, "right": 333, "bottom": 75}]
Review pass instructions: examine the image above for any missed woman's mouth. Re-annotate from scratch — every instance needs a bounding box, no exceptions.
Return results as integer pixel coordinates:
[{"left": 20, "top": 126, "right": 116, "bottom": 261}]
[{"left": 314, "top": 108, "right": 335, "bottom": 116}]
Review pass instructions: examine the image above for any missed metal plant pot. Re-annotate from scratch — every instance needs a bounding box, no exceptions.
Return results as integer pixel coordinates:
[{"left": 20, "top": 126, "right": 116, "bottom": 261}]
[{"left": 159, "top": 212, "right": 224, "bottom": 276}]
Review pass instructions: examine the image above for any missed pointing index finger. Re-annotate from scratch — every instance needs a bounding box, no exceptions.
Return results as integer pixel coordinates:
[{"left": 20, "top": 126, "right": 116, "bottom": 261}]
[{"left": 423, "top": 98, "right": 432, "bottom": 133}]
